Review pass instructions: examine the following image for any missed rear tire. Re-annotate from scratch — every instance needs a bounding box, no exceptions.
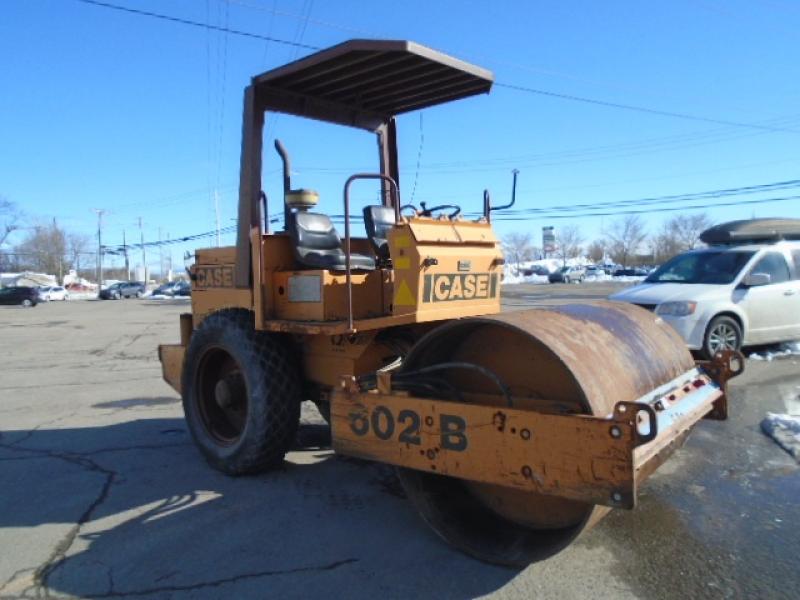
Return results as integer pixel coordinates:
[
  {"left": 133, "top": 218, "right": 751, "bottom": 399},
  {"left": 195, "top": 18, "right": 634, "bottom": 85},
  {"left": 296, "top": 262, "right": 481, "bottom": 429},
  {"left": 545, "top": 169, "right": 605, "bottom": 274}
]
[
  {"left": 21, "top": 299, "right": 33, "bottom": 307},
  {"left": 702, "top": 315, "right": 742, "bottom": 360},
  {"left": 182, "top": 309, "right": 301, "bottom": 474}
]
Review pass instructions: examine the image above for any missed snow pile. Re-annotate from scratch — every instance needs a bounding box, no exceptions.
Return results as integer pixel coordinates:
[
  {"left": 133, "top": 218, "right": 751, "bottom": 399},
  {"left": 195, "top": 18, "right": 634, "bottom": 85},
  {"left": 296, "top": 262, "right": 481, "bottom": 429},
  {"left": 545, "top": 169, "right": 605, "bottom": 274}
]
[
  {"left": 1, "top": 271, "right": 57, "bottom": 287},
  {"left": 585, "top": 273, "right": 612, "bottom": 282},
  {"left": 67, "top": 292, "right": 97, "bottom": 300},
  {"left": 748, "top": 341, "right": 800, "bottom": 361},
  {"left": 611, "top": 275, "right": 647, "bottom": 283},
  {"left": 761, "top": 413, "right": 800, "bottom": 461},
  {"left": 502, "top": 269, "right": 548, "bottom": 285}
]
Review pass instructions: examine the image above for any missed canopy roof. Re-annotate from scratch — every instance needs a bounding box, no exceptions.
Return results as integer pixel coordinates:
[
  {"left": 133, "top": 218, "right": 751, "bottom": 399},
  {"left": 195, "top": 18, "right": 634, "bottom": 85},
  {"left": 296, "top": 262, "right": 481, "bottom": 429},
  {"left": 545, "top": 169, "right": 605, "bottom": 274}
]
[{"left": 252, "top": 39, "right": 494, "bottom": 130}]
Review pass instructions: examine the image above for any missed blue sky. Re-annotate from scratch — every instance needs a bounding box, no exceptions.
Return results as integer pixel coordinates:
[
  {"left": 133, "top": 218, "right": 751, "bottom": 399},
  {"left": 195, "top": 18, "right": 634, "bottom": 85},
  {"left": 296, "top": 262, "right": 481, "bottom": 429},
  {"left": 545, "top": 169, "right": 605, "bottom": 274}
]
[{"left": 2, "top": 0, "right": 799, "bottom": 273}]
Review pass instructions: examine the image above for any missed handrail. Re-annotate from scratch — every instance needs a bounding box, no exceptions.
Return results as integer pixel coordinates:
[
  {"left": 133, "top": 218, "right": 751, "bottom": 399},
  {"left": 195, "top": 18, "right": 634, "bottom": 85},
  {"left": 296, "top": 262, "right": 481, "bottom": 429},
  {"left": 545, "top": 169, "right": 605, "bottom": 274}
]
[
  {"left": 343, "top": 173, "right": 401, "bottom": 333},
  {"left": 490, "top": 168, "right": 519, "bottom": 212}
]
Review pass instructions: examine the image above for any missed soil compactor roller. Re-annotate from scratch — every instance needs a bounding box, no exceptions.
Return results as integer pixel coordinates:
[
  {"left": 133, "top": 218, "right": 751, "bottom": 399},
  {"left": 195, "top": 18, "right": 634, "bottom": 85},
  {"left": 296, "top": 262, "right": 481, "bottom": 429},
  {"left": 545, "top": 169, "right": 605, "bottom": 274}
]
[{"left": 158, "top": 40, "right": 743, "bottom": 566}]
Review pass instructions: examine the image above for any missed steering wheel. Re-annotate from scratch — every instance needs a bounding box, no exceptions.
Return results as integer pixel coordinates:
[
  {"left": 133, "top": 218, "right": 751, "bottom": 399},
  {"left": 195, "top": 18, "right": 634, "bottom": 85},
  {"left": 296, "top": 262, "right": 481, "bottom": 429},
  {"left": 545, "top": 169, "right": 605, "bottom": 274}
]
[
  {"left": 400, "top": 203, "right": 418, "bottom": 217},
  {"left": 418, "top": 201, "right": 462, "bottom": 219}
]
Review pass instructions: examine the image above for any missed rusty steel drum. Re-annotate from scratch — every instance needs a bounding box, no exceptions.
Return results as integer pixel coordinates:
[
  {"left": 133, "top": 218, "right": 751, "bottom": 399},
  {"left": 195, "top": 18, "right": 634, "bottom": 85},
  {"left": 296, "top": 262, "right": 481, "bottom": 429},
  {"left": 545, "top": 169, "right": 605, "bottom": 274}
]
[{"left": 396, "top": 300, "right": 694, "bottom": 565}]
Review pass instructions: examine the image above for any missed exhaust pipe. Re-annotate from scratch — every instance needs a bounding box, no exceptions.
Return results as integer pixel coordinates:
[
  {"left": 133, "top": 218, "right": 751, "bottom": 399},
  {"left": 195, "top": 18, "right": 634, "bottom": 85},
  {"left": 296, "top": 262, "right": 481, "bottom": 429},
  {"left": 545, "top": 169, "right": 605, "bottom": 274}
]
[
  {"left": 274, "top": 139, "right": 291, "bottom": 196},
  {"left": 274, "top": 139, "right": 292, "bottom": 227}
]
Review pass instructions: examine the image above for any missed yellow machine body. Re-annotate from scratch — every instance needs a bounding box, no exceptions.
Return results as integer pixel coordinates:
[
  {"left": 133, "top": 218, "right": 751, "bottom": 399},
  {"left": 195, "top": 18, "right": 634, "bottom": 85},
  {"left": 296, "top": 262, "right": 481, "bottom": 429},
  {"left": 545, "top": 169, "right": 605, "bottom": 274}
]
[{"left": 157, "top": 39, "right": 743, "bottom": 566}]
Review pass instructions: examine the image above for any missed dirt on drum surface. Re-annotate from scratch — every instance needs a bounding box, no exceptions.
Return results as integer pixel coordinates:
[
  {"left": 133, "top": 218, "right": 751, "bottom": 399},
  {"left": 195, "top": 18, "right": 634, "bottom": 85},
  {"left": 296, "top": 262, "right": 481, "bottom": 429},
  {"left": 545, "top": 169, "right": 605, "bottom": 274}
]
[{"left": 0, "top": 294, "right": 798, "bottom": 599}]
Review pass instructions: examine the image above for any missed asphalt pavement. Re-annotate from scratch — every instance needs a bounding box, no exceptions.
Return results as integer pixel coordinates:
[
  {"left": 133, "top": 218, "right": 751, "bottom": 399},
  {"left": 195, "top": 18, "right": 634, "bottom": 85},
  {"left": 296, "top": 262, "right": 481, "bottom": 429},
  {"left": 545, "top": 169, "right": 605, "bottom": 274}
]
[{"left": 0, "top": 288, "right": 798, "bottom": 599}]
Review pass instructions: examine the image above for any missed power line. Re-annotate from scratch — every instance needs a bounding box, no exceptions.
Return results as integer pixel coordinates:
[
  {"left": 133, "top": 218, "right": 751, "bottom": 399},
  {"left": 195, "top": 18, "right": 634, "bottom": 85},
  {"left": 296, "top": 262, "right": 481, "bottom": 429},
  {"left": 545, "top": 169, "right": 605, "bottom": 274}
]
[
  {"left": 74, "top": 0, "right": 320, "bottom": 50},
  {"left": 292, "top": 113, "right": 800, "bottom": 177},
  {"left": 103, "top": 225, "right": 237, "bottom": 252},
  {"left": 418, "top": 114, "right": 800, "bottom": 171},
  {"left": 410, "top": 112, "right": 424, "bottom": 204},
  {"left": 493, "top": 193, "right": 800, "bottom": 221},
  {"left": 100, "top": 186, "right": 798, "bottom": 252},
  {"left": 492, "top": 178, "right": 800, "bottom": 216},
  {"left": 231, "top": 0, "right": 380, "bottom": 37},
  {"left": 75, "top": 0, "right": 798, "bottom": 138},
  {"left": 494, "top": 82, "right": 800, "bottom": 134}
]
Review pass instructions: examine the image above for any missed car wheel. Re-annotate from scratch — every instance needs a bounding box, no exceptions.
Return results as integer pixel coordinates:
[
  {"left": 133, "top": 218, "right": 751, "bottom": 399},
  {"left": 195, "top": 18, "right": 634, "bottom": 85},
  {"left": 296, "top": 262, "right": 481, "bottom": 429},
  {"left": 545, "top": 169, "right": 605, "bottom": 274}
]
[
  {"left": 114, "top": 292, "right": 121, "bottom": 300},
  {"left": 702, "top": 315, "right": 742, "bottom": 360},
  {"left": 136, "top": 291, "right": 143, "bottom": 298},
  {"left": 21, "top": 299, "right": 33, "bottom": 307},
  {"left": 182, "top": 309, "right": 301, "bottom": 474}
]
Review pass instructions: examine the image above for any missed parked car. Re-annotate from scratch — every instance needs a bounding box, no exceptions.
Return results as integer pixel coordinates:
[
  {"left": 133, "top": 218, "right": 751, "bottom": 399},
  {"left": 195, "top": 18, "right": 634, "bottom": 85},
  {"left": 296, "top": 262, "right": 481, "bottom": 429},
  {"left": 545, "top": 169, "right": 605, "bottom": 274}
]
[
  {"left": 99, "top": 281, "right": 146, "bottom": 300},
  {"left": 173, "top": 281, "right": 191, "bottom": 296},
  {"left": 65, "top": 282, "right": 94, "bottom": 292},
  {"left": 613, "top": 267, "right": 649, "bottom": 277},
  {"left": 610, "top": 234, "right": 800, "bottom": 358},
  {"left": 521, "top": 265, "right": 549, "bottom": 277},
  {"left": 548, "top": 265, "right": 586, "bottom": 284},
  {"left": 0, "top": 286, "right": 39, "bottom": 307},
  {"left": 585, "top": 265, "right": 605, "bottom": 277},
  {"left": 38, "top": 286, "right": 69, "bottom": 301},
  {"left": 152, "top": 281, "right": 191, "bottom": 297}
]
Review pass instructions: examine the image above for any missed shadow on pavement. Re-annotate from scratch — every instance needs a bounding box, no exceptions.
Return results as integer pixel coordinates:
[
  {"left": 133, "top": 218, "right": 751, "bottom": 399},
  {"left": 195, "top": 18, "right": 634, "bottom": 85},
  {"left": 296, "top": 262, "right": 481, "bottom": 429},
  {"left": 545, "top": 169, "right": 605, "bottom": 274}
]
[{"left": 0, "top": 416, "right": 517, "bottom": 598}]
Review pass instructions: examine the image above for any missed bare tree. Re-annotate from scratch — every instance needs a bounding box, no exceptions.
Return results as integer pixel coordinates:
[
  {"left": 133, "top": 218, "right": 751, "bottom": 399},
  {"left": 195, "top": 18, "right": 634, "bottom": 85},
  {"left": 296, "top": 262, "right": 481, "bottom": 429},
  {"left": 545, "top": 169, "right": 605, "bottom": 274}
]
[
  {"left": 556, "top": 225, "right": 584, "bottom": 265},
  {"left": 0, "top": 197, "right": 22, "bottom": 248},
  {"left": 652, "top": 213, "right": 713, "bottom": 263},
  {"left": 67, "top": 231, "right": 92, "bottom": 275},
  {"left": 605, "top": 215, "right": 648, "bottom": 267},
  {"left": 14, "top": 220, "right": 68, "bottom": 282},
  {"left": 652, "top": 225, "right": 681, "bottom": 264},
  {"left": 502, "top": 232, "right": 534, "bottom": 273},
  {"left": 586, "top": 239, "right": 606, "bottom": 263},
  {"left": 667, "top": 213, "right": 712, "bottom": 250}
]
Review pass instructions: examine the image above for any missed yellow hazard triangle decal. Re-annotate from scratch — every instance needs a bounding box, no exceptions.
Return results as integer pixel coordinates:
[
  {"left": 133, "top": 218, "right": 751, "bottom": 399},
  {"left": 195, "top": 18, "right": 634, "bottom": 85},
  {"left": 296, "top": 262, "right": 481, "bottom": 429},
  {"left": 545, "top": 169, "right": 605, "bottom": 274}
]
[{"left": 394, "top": 280, "right": 416, "bottom": 306}]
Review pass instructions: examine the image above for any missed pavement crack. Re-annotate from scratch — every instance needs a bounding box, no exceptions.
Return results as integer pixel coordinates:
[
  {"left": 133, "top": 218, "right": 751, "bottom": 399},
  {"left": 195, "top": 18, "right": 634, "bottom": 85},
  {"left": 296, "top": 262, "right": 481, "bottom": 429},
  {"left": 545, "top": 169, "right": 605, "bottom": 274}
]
[
  {"left": 3, "top": 412, "right": 78, "bottom": 448},
  {"left": 83, "top": 442, "right": 190, "bottom": 456},
  {"left": 79, "top": 558, "right": 359, "bottom": 598},
  {"left": 0, "top": 442, "right": 117, "bottom": 598}
]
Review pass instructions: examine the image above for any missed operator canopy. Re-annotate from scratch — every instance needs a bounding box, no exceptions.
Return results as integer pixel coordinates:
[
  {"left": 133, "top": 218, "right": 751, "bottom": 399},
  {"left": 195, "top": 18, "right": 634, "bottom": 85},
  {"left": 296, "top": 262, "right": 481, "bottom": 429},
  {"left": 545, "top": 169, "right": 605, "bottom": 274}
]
[{"left": 252, "top": 39, "right": 495, "bottom": 130}]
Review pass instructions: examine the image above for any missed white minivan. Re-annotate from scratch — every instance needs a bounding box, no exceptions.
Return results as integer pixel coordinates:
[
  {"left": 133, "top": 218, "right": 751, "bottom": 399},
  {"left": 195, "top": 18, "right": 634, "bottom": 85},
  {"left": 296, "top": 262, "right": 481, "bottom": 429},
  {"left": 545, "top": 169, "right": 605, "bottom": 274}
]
[{"left": 610, "top": 223, "right": 800, "bottom": 358}]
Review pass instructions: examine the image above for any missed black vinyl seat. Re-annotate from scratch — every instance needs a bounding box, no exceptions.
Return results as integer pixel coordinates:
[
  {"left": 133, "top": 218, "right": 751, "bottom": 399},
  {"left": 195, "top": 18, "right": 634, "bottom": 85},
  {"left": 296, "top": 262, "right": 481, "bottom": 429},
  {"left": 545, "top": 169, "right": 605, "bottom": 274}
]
[
  {"left": 289, "top": 211, "right": 375, "bottom": 271},
  {"left": 363, "top": 205, "right": 396, "bottom": 262}
]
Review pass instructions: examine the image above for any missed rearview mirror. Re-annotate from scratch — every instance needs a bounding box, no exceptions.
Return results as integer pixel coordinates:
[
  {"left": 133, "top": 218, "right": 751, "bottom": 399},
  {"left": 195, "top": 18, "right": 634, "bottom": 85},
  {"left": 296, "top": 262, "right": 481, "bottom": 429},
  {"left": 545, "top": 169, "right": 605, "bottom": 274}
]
[{"left": 744, "top": 272, "right": 771, "bottom": 287}]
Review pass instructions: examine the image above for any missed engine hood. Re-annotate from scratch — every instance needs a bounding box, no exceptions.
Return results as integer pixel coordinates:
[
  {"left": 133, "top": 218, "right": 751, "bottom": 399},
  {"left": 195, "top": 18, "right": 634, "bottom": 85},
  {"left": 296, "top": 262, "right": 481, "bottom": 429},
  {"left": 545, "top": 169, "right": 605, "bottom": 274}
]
[{"left": 609, "top": 282, "right": 729, "bottom": 305}]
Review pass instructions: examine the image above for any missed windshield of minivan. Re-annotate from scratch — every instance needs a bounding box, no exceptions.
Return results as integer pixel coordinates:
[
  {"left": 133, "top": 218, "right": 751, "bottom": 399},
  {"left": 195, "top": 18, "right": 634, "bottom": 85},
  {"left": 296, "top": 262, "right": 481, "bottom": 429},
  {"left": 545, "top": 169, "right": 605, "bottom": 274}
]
[{"left": 645, "top": 250, "right": 755, "bottom": 284}]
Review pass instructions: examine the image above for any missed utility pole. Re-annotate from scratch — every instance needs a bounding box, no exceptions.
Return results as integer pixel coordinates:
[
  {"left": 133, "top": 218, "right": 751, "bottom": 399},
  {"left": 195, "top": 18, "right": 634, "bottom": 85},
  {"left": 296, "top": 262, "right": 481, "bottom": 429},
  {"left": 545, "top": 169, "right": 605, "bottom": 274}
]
[
  {"left": 138, "top": 217, "right": 147, "bottom": 283},
  {"left": 53, "top": 217, "right": 63, "bottom": 284},
  {"left": 92, "top": 209, "right": 105, "bottom": 296},
  {"left": 158, "top": 226, "right": 163, "bottom": 282},
  {"left": 122, "top": 229, "right": 130, "bottom": 281},
  {"left": 214, "top": 189, "right": 221, "bottom": 247},
  {"left": 166, "top": 232, "right": 172, "bottom": 281}
]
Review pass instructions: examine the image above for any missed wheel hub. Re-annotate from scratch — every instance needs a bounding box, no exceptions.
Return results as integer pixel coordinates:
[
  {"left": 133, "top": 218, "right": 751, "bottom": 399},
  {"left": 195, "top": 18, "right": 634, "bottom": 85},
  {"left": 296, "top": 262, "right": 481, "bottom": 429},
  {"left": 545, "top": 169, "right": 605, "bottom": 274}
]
[
  {"left": 214, "top": 374, "right": 245, "bottom": 409},
  {"left": 710, "top": 325, "right": 737, "bottom": 352},
  {"left": 196, "top": 349, "right": 248, "bottom": 444}
]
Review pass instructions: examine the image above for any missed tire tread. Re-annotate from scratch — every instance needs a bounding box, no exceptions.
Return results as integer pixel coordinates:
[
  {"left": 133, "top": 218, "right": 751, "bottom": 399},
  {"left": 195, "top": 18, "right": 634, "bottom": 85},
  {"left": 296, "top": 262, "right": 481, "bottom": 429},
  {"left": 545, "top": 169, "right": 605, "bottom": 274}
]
[{"left": 182, "top": 308, "right": 301, "bottom": 474}]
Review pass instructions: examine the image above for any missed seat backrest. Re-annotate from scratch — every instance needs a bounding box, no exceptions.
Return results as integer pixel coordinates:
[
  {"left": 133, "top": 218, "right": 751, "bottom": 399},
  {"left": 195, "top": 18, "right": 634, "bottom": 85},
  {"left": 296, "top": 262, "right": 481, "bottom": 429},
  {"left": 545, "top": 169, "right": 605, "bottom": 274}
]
[
  {"left": 363, "top": 205, "right": 395, "bottom": 256},
  {"left": 290, "top": 211, "right": 342, "bottom": 252}
]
